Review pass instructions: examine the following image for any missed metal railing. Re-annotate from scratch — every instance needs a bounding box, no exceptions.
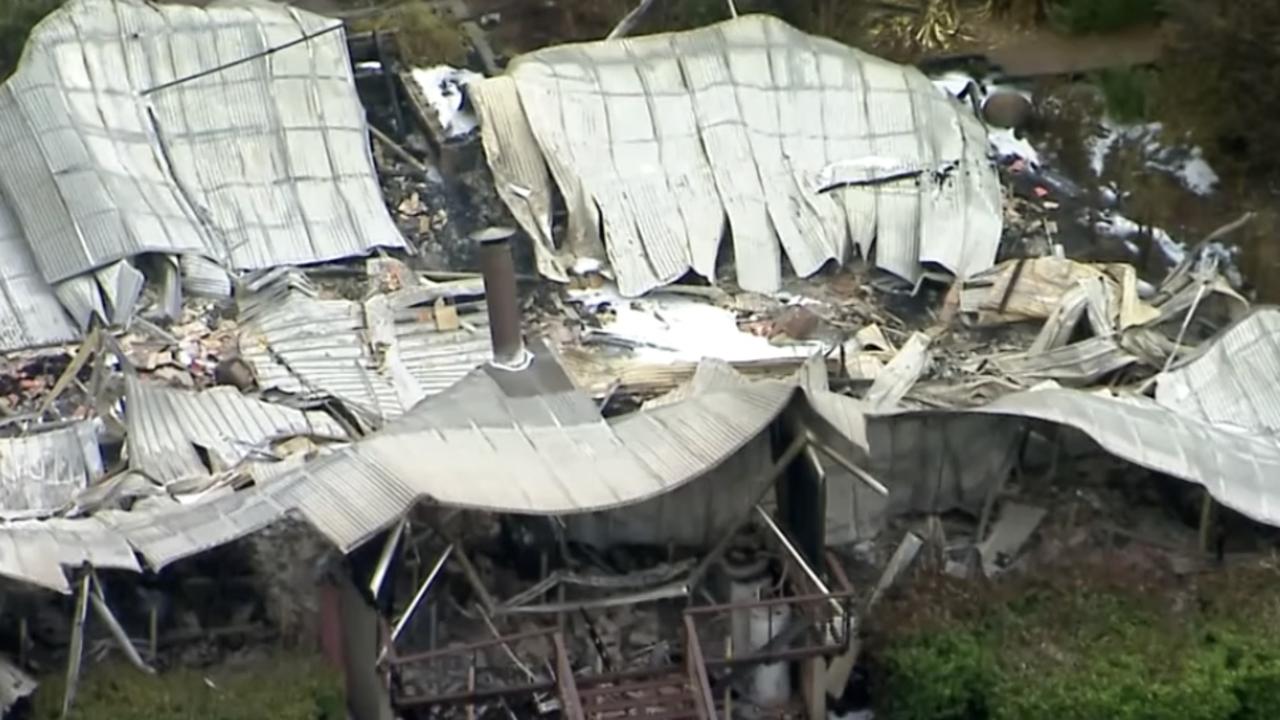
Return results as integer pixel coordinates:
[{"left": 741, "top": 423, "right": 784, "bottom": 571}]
[
  {"left": 389, "top": 627, "right": 562, "bottom": 709},
  {"left": 684, "top": 591, "right": 857, "bottom": 670}
]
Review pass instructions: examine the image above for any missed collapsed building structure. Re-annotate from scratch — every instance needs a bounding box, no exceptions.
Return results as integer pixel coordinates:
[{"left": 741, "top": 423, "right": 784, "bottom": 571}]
[{"left": 0, "top": 1, "right": 1273, "bottom": 718}]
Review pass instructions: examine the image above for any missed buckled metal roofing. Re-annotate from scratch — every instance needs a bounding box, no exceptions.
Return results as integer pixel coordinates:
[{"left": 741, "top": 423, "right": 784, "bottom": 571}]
[
  {"left": 473, "top": 14, "right": 1002, "bottom": 296},
  {"left": 0, "top": 197, "right": 78, "bottom": 352},
  {"left": 0, "top": 0, "right": 403, "bottom": 329},
  {"left": 124, "top": 375, "right": 350, "bottom": 485},
  {"left": 0, "top": 421, "right": 103, "bottom": 518}
]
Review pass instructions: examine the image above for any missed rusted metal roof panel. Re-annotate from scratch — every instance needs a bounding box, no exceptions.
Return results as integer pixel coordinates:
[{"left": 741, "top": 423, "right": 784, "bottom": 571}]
[{"left": 477, "top": 14, "right": 1001, "bottom": 296}]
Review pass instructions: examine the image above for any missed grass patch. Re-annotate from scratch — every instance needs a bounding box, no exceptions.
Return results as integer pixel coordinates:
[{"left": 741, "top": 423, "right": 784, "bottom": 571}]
[
  {"left": 1048, "top": 0, "right": 1165, "bottom": 34},
  {"left": 32, "top": 652, "right": 345, "bottom": 720},
  {"left": 871, "top": 562, "right": 1280, "bottom": 720},
  {"left": 1093, "top": 67, "right": 1155, "bottom": 122}
]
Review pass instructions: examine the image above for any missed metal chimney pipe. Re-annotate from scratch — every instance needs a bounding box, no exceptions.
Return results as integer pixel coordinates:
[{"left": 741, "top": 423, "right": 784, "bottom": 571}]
[{"left": 474, "top": 226, "right": 525, "bottom": 367}]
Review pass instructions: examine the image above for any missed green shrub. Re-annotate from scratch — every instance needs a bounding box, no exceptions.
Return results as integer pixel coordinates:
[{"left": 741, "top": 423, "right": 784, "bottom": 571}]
[
  {"left": 1049, "top": 0, "right": 1164, "bottom": 34},
  {"left": 879, "top": 630, "right": 993, "bottom": 720},
  {"left": 1094, "top": 67, "right": 1154, "bottom": 122},
  {"left": 873, "top": 564, "right": 1280, "bottom": 720},
  {"left": 32, "top": 653, "right": 345, "bottom": 720},
  {"left": 1222, "top": 634, "right": 1280, "bottom": 720}
]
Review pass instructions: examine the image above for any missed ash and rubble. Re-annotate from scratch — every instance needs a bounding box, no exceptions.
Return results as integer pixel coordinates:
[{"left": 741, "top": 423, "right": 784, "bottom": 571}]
[{"left": 0, "top": 2, "right": 1275, "bottom": 718}]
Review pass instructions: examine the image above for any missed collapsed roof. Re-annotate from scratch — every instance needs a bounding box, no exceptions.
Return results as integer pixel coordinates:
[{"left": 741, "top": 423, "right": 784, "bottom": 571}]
[
  {"left": 0, "top": 0, "right": 403, "bottom": 345},
  {"left": 472, "top": 14, "right": 1003, "bottom": 296}
]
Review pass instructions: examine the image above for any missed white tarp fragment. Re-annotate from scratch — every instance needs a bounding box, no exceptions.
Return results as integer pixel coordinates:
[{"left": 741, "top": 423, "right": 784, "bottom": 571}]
[
  {"left": 0, "top": 0, "right": 403, "bottom": 329},
  {"left": 475, "top": 14, "right": 1002, "bottom": 296}
]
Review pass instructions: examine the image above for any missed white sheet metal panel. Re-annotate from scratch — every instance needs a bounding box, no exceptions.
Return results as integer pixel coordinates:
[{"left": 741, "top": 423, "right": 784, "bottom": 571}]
[
  {"left": 0, "top": 516, "right": 138, "bottom": 592},
  {"left": 239, "top": 287, "right": 493, "bottom": 422},
  {"left": 0, "top": 0, "right": 402, "bottom": 290},
  {"left": 0, "top": 422, "right": 103, "bottom": 516},
  {"left": 0, "top": 195, "right": 78, "bottom": 352},
  {"left": 0, "top": 355, "right": 863, "bottom": 580},
  {"left": 480, "top": 15, "right": 1000, "bottom": 296},
  {"left": 1156, "top": 308, "right": 1280, "bottom": 435},
  {"left": 125, "top": 376, "right": 349, "bottom": 484},
  {"left": 108, "top": 354, "right": 795, "bottom": 567}
]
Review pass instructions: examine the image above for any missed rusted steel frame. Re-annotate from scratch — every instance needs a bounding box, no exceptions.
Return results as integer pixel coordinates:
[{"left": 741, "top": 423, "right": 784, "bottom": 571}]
[
  {"left": 553, "top": 632, "right": 585, "bottom": 720},
  {"left": 825, "top": 550, "right": 855, "bottom": 593},
  {"left": 684, "top": 590, "right": 858, "bottom": 616},
  {"left": 684, "top": 615, "right": 718, "bottom": 720},
  {"left": 704, "top": 645, "right": 849, "bottom": 668},
  {"left": 388, "top": 627, "right": 557, "bottom": 668},
  {"left": 392, "top": 680, "right": 556, "bottom": 708},
  {"left": 394, "top": 661, "right": 694, "bottom": 708}
]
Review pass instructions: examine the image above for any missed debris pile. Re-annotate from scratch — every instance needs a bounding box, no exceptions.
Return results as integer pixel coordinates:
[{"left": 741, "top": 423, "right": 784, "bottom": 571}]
[{"left": 0, "top": 3, "right": 1275, "bottom": 719}]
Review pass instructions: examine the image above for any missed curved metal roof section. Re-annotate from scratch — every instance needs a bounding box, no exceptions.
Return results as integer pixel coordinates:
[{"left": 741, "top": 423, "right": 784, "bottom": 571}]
[
  {"left": 474, "top": 14, "right": 1001, "bottom": 296},
  {"left": 110, "top": 348, "right": 797, "bottom": 569}
]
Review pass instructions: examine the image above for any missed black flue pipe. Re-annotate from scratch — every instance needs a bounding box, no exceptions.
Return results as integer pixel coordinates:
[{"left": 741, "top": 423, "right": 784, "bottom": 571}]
[{"left": 474, "top": 227, "right": 524, "bottom": 366}]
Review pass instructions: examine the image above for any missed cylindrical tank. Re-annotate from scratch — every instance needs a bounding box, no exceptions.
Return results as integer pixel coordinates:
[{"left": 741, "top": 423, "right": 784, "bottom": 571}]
[
  {"left": 723, "top": 550, "right": 792, "bottom": 708},
  {"left": 747, "top": 602, "right": 792, "bottom": 707}
]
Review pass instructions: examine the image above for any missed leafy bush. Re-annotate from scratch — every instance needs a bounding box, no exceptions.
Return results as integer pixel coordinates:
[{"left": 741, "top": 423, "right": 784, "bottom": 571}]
[
  {"left": 1094, "top": 67, "right": 1154, "bottom": 122},
  {"left": 32, "top": 654, "right": 345, "bottom": 720},
  {"left": 872, "top": 564, "right": 1280, "bottom": 720},
  {"left": 878, "top": 630, "right": 993, "bottom": 720},
  {"left": 1049, "top": 0, "right": 1165, "bottom": 34}
]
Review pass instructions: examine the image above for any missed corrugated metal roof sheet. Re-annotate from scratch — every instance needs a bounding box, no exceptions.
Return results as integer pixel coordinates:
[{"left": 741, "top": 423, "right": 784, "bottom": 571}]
[
  {"left": 0, "top": 196, "right": 78, "bottom": 352},
  {"left": 1156, "top": 308, "right": 1280, "bottom": 435},
  {"left": 95, "top": 346, "right": 798, "bottom": 568},
  {"left": 0, "top": 421, "right": 103, "bottom": 517},
  {"left": 125, "top": 375, "right": 349, "bottom": 484},
  {"left": 0, "top": 516, "right": 138, "bottom": 592},
  {"left": 0, "top": 0, "right": 402, "bottom": 293},
  {"left": 239, "top": 282, "right": 494, "bottom": 422},
  {"left": 475, "top": 14, "right": 1001, "bottom": 296}
]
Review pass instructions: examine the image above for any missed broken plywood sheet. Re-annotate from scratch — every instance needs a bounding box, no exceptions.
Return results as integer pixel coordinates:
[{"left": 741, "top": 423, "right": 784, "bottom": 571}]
[
  {"left": 978, "top": 501, "right": 1047, "bottom": 576},
  {"left": 478, "top": 14, "right": 1001, "bottom": 296},
  {"left": 865, "top": 332, "right": 930, "bottom": 409},
  {"left": 961, "top": 257, "right": 1158, "bottom": 330}
]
